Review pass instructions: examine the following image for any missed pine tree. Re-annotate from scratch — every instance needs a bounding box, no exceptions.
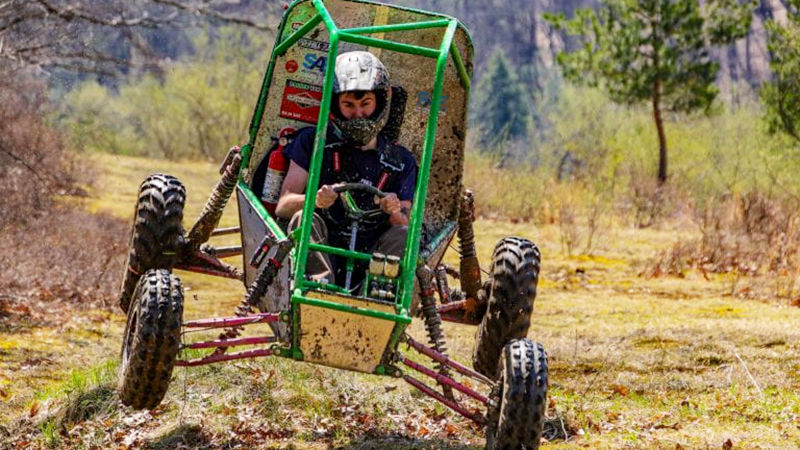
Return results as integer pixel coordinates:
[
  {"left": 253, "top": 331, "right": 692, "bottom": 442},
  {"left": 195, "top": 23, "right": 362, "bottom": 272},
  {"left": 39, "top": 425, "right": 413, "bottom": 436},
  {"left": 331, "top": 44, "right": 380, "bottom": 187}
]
[
  {"left": 546, "top": 0, "right": 752, "bottom": 185},
  {"left": 471, "top": 48, "right": 531, "bottom": 153},
  {"left": 762, "top": 0, "right": 800, "bottom": 144}
]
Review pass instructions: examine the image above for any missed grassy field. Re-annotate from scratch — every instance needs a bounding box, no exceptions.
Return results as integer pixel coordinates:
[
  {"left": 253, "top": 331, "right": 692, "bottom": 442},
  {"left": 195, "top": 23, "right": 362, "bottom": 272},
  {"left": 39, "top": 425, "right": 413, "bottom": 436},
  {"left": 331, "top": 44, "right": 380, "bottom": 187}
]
[{"left": 3, "top": 152, "right": 800, "bottom": 449}]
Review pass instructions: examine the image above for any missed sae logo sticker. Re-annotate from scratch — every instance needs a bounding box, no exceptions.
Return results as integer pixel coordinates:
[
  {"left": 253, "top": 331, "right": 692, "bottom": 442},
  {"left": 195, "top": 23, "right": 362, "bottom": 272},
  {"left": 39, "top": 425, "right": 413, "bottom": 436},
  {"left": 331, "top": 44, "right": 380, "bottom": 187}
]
[{"left": 298, "top": 53, "right": 327, "bottom": 83}]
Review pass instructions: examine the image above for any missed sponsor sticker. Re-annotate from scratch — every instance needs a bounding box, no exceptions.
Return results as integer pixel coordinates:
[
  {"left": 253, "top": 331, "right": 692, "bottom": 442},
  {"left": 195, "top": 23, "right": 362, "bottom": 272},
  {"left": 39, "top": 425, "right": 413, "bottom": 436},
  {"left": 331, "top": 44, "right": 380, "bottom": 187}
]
[
  {"left": 416, "top": 91, "right": 448, "bottom": 112},
  {"left": 302, "top": 53, "right": 327, "bottom": 79},
  {"left": 279, "top": 80, "right": 323, "bottom": 124},
  {"left": 291, "top": 22, "right": 330, "bottom": 51}
]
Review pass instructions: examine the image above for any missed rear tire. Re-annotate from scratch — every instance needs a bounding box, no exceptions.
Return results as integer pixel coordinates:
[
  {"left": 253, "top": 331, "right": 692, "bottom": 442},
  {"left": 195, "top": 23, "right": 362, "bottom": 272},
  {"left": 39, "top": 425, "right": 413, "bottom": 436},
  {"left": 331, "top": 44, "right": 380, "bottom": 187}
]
[
  {"left": 118, "top": 269, "right": 183, "bottom": 410},
  {"left": 473, "top": 237, "right": 540, "bottom": 378},
  {"left": 118, "top": 174, "right": 185, "bottom": 313},
  {"left": 485, "top": 339, "right": 548, "bottom": 450}
]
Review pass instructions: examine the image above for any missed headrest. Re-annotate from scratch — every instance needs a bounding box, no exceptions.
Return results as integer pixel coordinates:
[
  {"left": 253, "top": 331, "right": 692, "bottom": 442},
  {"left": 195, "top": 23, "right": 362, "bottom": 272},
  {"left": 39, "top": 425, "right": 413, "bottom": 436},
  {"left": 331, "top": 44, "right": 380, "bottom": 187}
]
[{"left": 381, "top": 85, "right": 407, "bottom": 144}]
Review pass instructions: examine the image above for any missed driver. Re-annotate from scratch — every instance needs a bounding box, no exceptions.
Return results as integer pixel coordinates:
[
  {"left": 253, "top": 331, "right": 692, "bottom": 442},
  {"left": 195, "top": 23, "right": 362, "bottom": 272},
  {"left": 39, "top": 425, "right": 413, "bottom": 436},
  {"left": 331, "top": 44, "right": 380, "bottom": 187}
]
[{"left": 275, "top": 51, "right": 418, "bottom": 283}]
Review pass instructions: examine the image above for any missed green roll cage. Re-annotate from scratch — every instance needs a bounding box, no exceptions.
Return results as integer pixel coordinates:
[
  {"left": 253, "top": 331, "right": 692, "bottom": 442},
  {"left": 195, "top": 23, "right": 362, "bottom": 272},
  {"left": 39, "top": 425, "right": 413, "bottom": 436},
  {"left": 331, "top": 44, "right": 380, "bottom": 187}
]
[{"left": 235, "top": 0, "right": 472, "bottom": 364}]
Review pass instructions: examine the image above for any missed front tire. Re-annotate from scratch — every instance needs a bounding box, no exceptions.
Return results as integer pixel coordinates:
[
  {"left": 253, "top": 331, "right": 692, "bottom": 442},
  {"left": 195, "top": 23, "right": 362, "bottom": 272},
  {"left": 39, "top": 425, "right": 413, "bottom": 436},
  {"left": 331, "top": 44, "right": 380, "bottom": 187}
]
[
  {"left": 118, "top": 174, "right": 185, "bottom": 313},
  {"left": 118, "top": 269, "right": 183, "bottom": 410},
  {"left": 485, "top": 339, "right": 548, "bottom": 450},
  {"left": 473, "top": 237, "right": 541, "bottom": 378}
]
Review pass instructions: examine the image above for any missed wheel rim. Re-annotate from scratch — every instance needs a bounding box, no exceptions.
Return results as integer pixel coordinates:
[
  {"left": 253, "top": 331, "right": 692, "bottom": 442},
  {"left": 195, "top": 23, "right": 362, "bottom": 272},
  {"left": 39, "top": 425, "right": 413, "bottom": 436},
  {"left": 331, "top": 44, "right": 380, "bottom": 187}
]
[{"left": 121, "top": 307, "right": 138, "bottom": 369}]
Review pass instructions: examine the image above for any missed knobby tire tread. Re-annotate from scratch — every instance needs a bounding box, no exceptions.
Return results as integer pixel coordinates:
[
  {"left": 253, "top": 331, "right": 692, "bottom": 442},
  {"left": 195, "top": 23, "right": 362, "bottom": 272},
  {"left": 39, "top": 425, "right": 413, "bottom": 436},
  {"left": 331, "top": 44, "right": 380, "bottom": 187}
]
[
  {"left": 118, "top": 269, "right": 183, "bottom": 410},
  {"left": 118, "top": 174, "right": 185, "bottom": 313},
  {"left": 485, "top": 338, "right": 548, "bottom": 450},
  {"left": 473, "top": 237, "right": 541, "bottom": 378}
]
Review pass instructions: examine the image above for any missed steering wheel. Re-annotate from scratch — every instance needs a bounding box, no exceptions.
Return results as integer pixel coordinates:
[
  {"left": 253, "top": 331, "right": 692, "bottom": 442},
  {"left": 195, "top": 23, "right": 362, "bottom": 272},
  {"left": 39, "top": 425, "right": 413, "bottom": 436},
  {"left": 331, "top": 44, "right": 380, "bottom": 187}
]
[{"left": 331, "top": 182, "right": 388, "bottom": 221}]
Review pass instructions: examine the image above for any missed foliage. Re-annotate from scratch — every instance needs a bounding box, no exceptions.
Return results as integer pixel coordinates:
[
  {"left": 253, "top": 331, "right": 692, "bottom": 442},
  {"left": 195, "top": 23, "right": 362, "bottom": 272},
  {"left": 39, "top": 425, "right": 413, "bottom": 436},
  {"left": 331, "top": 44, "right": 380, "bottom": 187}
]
[
  {"left": 0, "top": 75, "right": 78, "bottom": 229},
  {"left": 62, "top": 27, "right": 270, "bottom": 160},
  {"left": 466, "top": 85, "right": 799, "bottom": 227},
  {"left": 0, "top": 74, "right": 127, "bottom": 323},
  {"left": 545, "top": 0, "right": 753, "bottom": 184},
  {"left": 647, "top": 190, "right": 800, "bottom": 304},
  {"left": 470, "top": 48, "right": 532, "bottom": 155},
  {"left": 762, "top": 0, "right": 800, "bottom": 144}
]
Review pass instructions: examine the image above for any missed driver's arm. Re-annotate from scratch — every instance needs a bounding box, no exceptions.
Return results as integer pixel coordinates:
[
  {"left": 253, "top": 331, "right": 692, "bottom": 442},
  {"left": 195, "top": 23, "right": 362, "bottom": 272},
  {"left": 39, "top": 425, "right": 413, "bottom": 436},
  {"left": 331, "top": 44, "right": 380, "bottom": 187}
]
[
  {"left": 275, "top": 161, "right": 309, "bottom": 219},
  {"left": 276, "top": 161, "right": 337, "bottom": 219}
]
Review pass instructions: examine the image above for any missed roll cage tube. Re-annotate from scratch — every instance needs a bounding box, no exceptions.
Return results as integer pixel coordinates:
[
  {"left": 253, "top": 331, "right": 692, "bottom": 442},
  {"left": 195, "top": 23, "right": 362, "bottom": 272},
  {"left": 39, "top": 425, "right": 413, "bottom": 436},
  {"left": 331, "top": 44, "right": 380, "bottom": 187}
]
[
  {"left": 240, "top": 0, "right": 469, "bottom": 316},
  {"left": 297, "top": 5, "right": 459, "bottom": 313}
]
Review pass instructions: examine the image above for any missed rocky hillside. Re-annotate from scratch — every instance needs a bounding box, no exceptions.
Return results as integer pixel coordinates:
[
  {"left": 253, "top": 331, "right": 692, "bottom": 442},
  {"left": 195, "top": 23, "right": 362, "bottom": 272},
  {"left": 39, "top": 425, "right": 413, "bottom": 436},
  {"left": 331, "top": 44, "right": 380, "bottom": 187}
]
[{"left": 402, "top": 0, "right": 789, "bottom": 92}]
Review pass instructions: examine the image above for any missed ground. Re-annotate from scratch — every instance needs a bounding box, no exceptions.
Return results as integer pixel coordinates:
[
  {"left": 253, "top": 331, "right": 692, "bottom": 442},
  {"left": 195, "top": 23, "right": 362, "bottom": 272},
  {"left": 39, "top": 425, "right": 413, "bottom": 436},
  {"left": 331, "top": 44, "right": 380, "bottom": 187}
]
[{"left": 1, "top": 153, "right": 799, "bottom": 449}]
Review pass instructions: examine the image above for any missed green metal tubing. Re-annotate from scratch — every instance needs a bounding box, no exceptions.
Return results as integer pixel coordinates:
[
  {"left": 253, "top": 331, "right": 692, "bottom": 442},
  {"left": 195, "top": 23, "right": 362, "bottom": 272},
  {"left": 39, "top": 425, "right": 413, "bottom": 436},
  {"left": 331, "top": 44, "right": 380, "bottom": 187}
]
[
  {"left": 274, "top": 13, "right": 324, "bottom": 56},
  {"left": 450, "top": 42, "right": 471, "bottom": 90},
  {"left": 399, "top": 20, "right": 459, "bottom": 311},
  {"left": 344, "top": 19, "right": 450, "bottom": 35},
  {"left": 239, "top": 144, "right": 253, "bottom": 177},
  {"left": 237, "top": 180, "right": 288, "bottom": 240},
  {"left": 294, "top": 0, "right": 340, "bottom": 288},
  {"left": 384, "top": 321, "right": 409, "bottom": 361},
  {"left": 314, "top": 0, "right": 338, "bottom": 33},
  {"left": 339, "top": 32, "right": 439, "bottom": 59},
  {"left": 303, "top": 280, "right": 350, "bottom": 294},
  {"left": 308, "top": 243, "right": 372, "bottom": 261},
  {"left": 293, "top": 293, "right": 412, "bottom": 324}
]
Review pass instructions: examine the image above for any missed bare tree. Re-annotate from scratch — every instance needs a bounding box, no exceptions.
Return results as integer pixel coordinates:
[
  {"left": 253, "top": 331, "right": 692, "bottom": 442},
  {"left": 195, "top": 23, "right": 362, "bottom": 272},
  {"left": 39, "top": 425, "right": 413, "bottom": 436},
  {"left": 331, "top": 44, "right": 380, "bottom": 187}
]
[{"left": 0, "top": 0, "right": 275, "bottom": 76}]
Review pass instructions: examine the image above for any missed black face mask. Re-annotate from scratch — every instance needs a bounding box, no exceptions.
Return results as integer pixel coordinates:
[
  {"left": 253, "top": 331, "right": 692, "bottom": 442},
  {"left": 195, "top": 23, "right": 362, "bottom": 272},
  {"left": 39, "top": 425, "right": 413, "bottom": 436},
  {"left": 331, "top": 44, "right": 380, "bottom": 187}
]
[{"left": 331, "top": 89, "right": 391, "bottom": 147}]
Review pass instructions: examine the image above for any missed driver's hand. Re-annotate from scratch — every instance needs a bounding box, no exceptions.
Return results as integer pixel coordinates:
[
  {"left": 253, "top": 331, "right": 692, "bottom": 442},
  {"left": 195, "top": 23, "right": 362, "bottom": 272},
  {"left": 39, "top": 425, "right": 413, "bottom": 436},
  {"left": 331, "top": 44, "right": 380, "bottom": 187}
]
[
  {"left": 316, "top": 185, "right": 337, "bottom": 209},
  {"left": 376, "top": 193, "right": 401, "bottom": 216}
]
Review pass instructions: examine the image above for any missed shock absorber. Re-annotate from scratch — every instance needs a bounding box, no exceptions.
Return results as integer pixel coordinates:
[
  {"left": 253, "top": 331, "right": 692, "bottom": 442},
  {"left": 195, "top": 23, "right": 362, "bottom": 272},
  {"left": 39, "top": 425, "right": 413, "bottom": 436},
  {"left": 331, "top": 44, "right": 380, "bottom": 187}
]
[
  {"left": 435, "top": 264, "right": 452, "bottom": 304},
  {"left": 417, "top": 266, "right": 455, "bottom": 400},
  {"left": 457, "top": 190, "right": 482, "bottom": 301},
  {"left": 213, "top": 239, "right": 293, "bottom": 354},
  {"left": 186, "top": 147, "right": 242, "bottom": 249}
]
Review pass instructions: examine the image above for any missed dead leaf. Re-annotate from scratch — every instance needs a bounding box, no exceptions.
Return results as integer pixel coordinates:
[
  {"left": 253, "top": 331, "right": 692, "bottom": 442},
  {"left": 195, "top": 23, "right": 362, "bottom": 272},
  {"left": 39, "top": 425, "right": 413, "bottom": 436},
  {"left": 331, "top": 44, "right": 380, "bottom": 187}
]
[
  {"left": 384, "top": 385, "right": 397, "bottom": 392},
  {"left": 611, "top": 384, "right": 629, "bottom": 397},
  {"left": 723, "top": 438, "right": 733, "bottom": 449},
  {"left": 28, "top": 401, "right": 39, "bottom": 418}
]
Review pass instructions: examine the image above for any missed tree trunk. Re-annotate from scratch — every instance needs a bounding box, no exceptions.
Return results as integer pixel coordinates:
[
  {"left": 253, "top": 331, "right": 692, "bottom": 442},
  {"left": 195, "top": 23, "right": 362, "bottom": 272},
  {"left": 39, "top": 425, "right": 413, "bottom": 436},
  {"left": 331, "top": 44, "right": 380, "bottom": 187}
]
[{"left": 652, "top": 77, "right": 668, "bottom": 185}]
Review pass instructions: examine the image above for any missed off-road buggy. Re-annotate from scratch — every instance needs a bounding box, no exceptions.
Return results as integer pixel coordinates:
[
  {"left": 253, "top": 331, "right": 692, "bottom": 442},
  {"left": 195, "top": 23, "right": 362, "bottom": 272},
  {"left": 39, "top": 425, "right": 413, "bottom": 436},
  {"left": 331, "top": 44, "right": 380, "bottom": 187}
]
[{"left": 116, "top": 0, "right": 548, "bottom": 447}]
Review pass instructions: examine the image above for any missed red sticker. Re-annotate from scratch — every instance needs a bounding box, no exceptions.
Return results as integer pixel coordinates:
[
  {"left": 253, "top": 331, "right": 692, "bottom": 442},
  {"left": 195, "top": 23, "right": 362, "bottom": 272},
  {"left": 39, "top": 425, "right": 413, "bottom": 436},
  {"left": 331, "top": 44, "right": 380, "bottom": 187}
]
[
  {"left": 285, "top": 60, "right": 299, "bottom": 73},
  {"left": 279, "top": 80, "right": 323, "bottom": 124}
]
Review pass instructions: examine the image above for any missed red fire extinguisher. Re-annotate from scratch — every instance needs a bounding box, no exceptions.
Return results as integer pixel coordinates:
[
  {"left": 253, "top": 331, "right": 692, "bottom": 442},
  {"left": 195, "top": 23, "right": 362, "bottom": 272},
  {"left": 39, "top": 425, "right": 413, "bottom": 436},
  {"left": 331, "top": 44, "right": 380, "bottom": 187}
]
[{"left": 261, "top": 126, "right": 296, "bottom": 215}]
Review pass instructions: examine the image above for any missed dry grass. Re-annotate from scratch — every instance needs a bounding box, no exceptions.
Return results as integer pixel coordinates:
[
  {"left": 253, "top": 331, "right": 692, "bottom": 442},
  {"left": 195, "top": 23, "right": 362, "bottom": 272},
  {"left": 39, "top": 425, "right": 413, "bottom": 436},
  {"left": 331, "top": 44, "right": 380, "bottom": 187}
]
[
  {"left": 647, "top": 191, "right": 800, "bottom": 306},
  {"left": 3, "top": 153, "right": 800, "bottom": 449}
]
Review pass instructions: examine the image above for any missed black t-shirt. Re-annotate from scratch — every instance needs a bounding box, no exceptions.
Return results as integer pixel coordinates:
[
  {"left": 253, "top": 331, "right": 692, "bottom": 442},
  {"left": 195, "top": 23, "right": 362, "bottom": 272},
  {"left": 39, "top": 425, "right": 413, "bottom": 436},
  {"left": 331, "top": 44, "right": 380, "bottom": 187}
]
[{"left": 284, "top": 126, "right": 418, "bottom": 251}]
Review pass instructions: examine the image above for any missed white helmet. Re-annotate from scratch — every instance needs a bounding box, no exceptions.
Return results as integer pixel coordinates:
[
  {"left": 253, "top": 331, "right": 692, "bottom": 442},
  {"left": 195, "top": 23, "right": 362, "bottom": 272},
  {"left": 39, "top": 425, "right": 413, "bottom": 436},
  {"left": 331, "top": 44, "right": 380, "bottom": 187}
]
[{"left": 331, "top": 51, "right": 392, "bottom": 146}]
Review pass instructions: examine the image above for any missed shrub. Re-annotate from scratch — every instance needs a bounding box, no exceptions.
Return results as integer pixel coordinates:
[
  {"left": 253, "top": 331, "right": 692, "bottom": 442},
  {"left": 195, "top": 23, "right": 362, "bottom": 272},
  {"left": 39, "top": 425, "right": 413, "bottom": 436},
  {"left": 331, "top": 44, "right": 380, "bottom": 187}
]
[
  {"left": 0, "top": 74, "right": 127, "bottom": 322},
  {"left": 646, "top": 191, "right": 800, "bottom": 303},
  {"left": 62, "top": 27, "right": 270, "bottom": 160}
]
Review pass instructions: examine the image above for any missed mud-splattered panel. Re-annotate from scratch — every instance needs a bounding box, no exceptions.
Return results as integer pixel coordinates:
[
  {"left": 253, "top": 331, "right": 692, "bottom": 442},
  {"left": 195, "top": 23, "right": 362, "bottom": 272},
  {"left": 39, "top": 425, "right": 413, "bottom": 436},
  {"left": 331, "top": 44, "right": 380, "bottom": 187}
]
[{"left": 298, "top": 290, "right": 396, "bottom": 373}]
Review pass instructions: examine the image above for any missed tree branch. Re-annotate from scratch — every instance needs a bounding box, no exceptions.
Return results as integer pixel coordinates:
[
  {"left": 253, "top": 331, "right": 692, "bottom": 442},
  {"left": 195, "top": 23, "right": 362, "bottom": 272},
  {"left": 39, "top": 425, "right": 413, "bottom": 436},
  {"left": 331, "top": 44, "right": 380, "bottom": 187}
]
[
  {"left": 33, "top": 0, "right": 179, "bottom": 28},
  {"left": 151, "top": 0, "right": 269, "bottom": 30}
]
